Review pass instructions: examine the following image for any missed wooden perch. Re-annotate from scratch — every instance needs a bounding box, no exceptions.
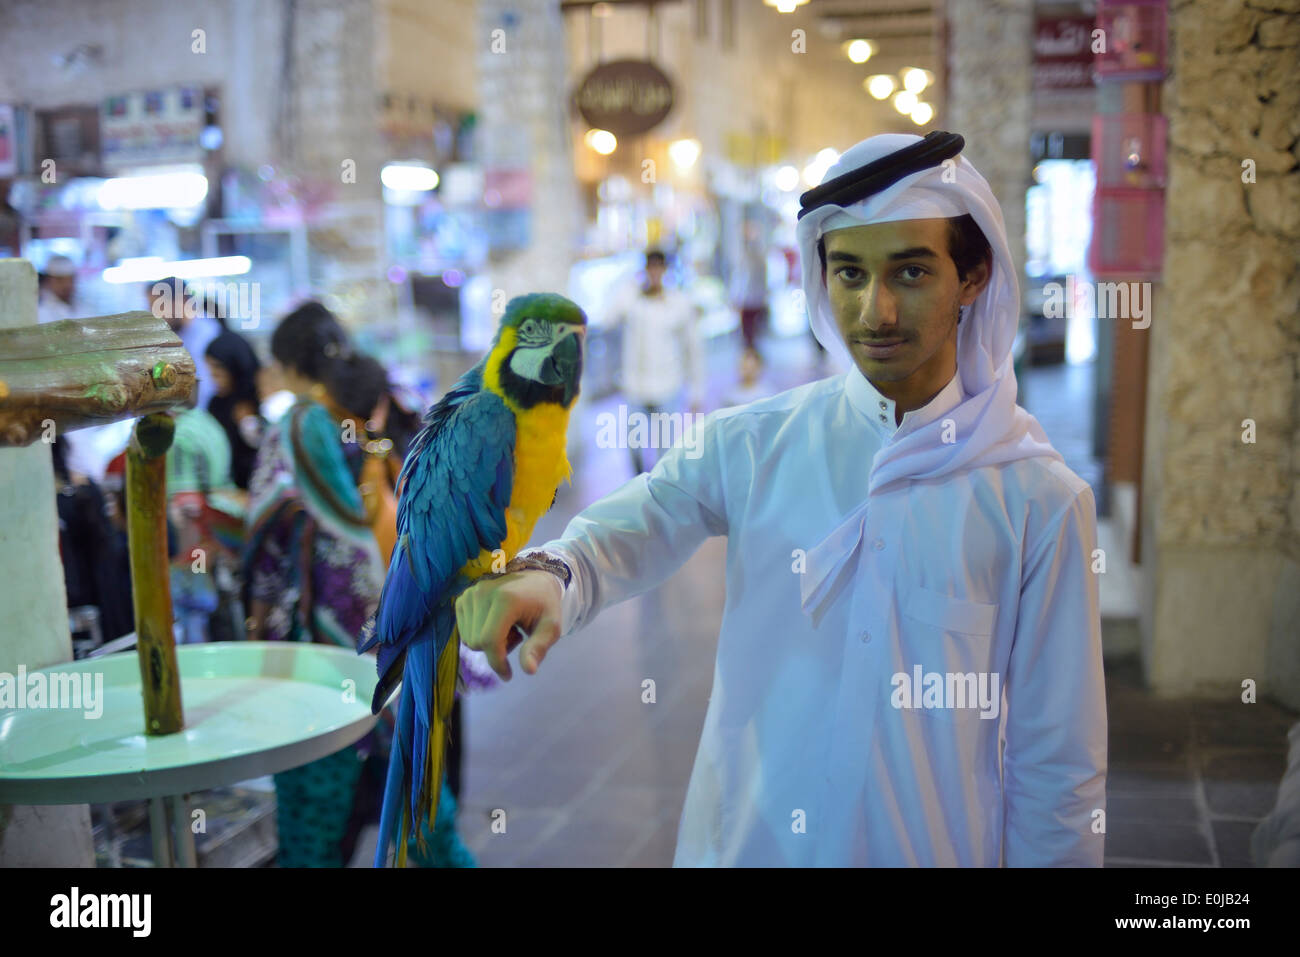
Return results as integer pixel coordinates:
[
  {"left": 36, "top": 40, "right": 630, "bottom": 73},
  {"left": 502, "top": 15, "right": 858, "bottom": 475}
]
[
  {"left": 0, "top": 312, "right": 196, "bottom": 447},
  {"left": 127, "top": 413, "right": 185, "bottom": 736}
]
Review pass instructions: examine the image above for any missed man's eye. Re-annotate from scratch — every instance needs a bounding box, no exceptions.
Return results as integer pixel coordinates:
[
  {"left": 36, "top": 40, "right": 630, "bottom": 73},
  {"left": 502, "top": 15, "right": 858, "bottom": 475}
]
[
  {"left": 835, "top": 267, "right": 863, "bottom": 283},
  {"left": 899, "top": 265, "right": 928, "bottom": 281}
]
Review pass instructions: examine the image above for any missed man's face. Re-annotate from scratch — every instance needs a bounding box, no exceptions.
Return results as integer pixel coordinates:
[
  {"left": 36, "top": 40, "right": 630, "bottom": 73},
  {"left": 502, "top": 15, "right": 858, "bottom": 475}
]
[
  {"left": 47, "top": 275, "right": 75, "bottom": 304},
  {"left": 823, "top": 218, "right": 988, "bottom": 394},
  {"left": 645, "top": 260, "right": 666, "bottom": 289},
  {"left": 205, "top": 356, "right": 233, "bottom": 398}
]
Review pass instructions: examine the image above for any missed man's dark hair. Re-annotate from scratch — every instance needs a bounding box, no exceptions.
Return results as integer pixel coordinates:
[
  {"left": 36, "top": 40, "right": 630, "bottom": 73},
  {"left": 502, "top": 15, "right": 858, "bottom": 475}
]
[
  {"left": 816, "top": 214, "right": 991, "bottom": 281},
  {"left": 645, "top": 249, "right": 667, "bottom": 267},
  {"left": 945, "top": 214, "right": 991, "bottom": 281}
]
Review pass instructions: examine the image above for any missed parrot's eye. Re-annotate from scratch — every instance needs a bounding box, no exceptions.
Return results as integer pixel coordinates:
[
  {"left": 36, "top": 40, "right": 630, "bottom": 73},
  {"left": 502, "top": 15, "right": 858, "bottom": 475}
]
[{"left": 517, "top": 318, "right": 548, "bottom": 344}]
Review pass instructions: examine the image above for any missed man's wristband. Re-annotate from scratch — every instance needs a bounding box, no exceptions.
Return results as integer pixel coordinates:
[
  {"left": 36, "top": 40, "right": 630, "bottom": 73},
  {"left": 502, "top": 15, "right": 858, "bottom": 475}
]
[{"left": 503, "top": 551, "right": 573, "bottom": 589}]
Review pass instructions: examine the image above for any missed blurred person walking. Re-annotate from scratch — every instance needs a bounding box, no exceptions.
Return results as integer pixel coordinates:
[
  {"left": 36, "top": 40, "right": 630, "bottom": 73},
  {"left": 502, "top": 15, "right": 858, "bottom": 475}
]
[
  {"left": 731, "top": 226, "right": 769, "bottom": 354},
  {"left": 607, "top": 248, "right": 705, "bottom": 474}
]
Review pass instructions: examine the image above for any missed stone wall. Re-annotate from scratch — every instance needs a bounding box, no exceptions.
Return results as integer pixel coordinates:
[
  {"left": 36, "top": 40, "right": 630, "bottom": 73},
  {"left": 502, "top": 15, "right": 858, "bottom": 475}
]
[
  {"left": 944, "top": 0, "right": 1034, "bottom": 306},
  {"left": 1141, "top": 0, "right": 1300, "bottom": 706},
  {"left": 475, "top": 0, "right": 581, "bottom": 300},
  {"left": 0, "top": 0, "right": 283, "bottom": 172}
]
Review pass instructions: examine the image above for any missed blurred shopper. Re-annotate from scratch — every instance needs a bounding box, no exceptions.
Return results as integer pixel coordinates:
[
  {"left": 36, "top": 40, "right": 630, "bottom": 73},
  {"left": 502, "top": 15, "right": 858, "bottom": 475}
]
[
  {"left": 165, "top": 390, "right": 244, "bottom": 645},
  {"left": 242, "top": 302, "right": 382, "bottom": 866},
  {"left": 731, "top": 227, "right": 769, "bottom": 354},
  {"left": 37, "top": 254, "right": 81, "bottom": 325},
  {"left": 608, "top": 248, "right": 705, "bottom": 474},
  {"left": 52, "top": 436, "right": 135, "bottom": 649},
  {"left": 149, "top": 277, "right": 222, "bottom": 411},
  {"left": 319, "top": 353, "right": 418, "bottom": 566},
  {"left": 205, "top": 330, "right": 265, "bottom": 490}
]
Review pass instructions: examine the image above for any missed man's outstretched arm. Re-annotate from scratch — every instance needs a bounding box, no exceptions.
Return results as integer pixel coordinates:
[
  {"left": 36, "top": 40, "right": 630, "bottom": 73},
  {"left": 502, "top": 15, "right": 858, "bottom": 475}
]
[
  {"left": 455, "top": 414, "right": 728, "bottom": 679},
  {"left": 1002, "top": 484, "right": 1108, "bottom": 866}
]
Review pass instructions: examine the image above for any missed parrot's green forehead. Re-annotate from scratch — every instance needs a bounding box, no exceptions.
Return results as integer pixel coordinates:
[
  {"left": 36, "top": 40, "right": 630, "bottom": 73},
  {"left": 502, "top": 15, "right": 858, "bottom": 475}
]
[{"left": 501, "top": 292, "right": 588, "bottom": 329}]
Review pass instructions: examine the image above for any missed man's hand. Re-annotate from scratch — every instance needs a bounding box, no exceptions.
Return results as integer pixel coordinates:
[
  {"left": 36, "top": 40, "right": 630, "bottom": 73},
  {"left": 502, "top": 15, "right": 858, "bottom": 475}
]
[{"left": 455, "top": 569, "right": 564, "bottom": 681}]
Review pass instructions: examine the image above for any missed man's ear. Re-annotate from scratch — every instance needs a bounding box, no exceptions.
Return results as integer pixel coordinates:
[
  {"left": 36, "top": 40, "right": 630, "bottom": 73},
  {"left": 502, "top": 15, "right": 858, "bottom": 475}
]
[{"left": 960, "top": 253, "right": 992, "bottom": 306}]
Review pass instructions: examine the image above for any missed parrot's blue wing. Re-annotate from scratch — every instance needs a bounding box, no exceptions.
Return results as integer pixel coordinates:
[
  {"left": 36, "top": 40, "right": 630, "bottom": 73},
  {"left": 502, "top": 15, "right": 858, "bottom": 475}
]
[{"left": 359, "top": 361, "right": 515, "bottom": 700}]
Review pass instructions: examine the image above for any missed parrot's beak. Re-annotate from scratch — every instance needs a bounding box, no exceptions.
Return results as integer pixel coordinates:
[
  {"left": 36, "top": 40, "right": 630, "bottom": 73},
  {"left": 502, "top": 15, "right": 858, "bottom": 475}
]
[{"left": 539, "top": 332, "right": 582, "bottom": 404}]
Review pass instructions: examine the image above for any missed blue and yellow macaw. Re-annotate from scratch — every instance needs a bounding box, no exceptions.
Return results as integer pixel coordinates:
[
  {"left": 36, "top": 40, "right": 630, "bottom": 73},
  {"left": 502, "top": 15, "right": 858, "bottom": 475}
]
[{"left": 359, "top": 292, "right": 586, "bottom": 867}]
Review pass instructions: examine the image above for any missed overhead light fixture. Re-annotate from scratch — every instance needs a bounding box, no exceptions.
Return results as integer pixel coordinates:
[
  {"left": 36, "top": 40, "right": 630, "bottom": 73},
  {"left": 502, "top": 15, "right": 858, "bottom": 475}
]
[
  {"left": 668, "top": 138, "right": 701, "bottom": 170},
  {"left": 843, "top": 39, "right": 873, "bottom": 64},
  {"left": 584, "top": 128, "right": 617, "bottom": 155},
  {"left": 773, "top": 165, "right": 800, "bottom": 191},
  {"left": 763, "top": 0, "right": 809, "bottom": 13},
  {"left": 910, "top": 102, "right": 934, "bottom": 125},
  {"left": 902, "top": 68, "right": 935, "bottom": 94},
  {"left": 98, "top": 168, "right": 209, "bottom": 210},
  {"left": 103, "top": 255, "right": 251, "bottom": 284},
  {"left": 892, "top": 90, "right": 919, "bottom": 115},
  {"left": 866, "top": 75, "right": 896, "bottom": 100},
  {"left": 380, "top": 163, "right": 439, "bottom": 191},
  {"left": 802, "top": 148, "right": 840, "bottom": 187}
]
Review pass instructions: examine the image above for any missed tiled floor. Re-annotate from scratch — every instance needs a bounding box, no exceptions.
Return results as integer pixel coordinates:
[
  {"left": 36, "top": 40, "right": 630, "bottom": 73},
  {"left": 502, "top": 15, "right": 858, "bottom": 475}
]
[{"left": 1103, "top": 657, "right": 1294, "bottom": 867}]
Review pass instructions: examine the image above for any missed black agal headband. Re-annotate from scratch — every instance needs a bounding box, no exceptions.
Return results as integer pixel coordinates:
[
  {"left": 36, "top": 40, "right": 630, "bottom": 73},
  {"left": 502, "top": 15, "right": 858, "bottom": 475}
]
[{"left": 797, "top": 131, "right": 965, "bottom": 221}]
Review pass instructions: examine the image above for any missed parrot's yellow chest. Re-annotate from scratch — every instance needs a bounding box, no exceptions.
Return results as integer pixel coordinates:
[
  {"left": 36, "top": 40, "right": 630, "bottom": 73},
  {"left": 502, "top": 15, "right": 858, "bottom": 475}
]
[{"left": 462, "top": 400, "right": 572, "bottom": 580}]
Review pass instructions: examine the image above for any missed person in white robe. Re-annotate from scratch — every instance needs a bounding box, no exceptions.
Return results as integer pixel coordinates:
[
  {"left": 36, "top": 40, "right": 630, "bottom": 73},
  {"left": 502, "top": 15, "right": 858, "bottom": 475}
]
[
  {"left": 453, "top": 132, "right": 1107, "bottom": 867},
  {"left": 36, "top": 254, "right": 81, "bottom": 325}
]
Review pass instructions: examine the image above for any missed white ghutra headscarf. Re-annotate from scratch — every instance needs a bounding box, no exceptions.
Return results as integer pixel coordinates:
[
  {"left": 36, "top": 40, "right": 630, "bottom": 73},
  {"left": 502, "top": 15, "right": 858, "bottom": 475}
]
[{"left": 795, "top": 132, "right": 1065, "bottom": 614}]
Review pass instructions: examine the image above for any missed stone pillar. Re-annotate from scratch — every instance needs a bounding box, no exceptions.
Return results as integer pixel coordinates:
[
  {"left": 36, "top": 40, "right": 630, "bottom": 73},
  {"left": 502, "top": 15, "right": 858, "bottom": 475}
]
[
  {"left": 0, "top": 259, "right": 94, "bottom": 866},
  {"left": 285, "top": 0, "right": 388, "bottom": 325},
  {"left": 475, "top": 0, "right": 580, "bottom": 299},
  {"left": 944, "top": 0, "right": 1034, "bottom": 306},
  {"left": 1139, "top": 1, "right": 1300, "bottom": 706}
]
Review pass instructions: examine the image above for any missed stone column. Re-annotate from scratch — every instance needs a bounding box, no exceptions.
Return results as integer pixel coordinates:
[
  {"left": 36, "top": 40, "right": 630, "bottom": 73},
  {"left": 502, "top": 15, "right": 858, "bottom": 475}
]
[
  {"left": 1139, "top": 0, "right": 1300, "bottom": 705},
  {"left": 475, "top": 0, "right": 580, "bottom": 300},
  {"left": 0, "top": 259, "right": 94, "bottom": 867},
  {"left": 944, "top": 0, "right": 1034, "bottom": 306}
]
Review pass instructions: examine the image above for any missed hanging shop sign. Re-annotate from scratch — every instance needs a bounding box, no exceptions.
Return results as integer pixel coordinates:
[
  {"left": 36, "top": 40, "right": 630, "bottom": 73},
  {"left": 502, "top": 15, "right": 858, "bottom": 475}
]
[
  {"left": 101, "top": 87, "right": 204, "bottom": 171},
  {"left": 1033, "top": 16, "right": 1096, "bottom": 90},
  {"left": 574, "top": 59, "right": 674, "bottom": 138}
]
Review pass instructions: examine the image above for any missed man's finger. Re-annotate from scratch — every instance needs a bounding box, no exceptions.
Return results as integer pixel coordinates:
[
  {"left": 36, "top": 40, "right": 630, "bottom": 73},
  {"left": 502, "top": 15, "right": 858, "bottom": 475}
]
[
  {"left": 519, "top": 613, "right": 562, "bottom": 675},
  {"left": 478, "top": 595, "right": 520, "bottom": 681}
]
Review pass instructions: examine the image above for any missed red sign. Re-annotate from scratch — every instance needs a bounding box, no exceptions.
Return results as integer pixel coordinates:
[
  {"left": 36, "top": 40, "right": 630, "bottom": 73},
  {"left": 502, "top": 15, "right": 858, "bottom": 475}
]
[
  {"left": 1034, "top": 16, "right": 1096, "bottom": 90},
  {"left": 483, "top": 168, "right": 531, "bottom": 209}
]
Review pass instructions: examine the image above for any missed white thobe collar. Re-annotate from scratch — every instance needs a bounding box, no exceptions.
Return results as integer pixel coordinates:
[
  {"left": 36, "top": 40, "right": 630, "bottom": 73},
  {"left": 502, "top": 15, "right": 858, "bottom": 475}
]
[
  {"left": 800, "top": 362, "right": 965, "bottom": 618},
  {"left": 843, "top": 361, "right": 964, "bottom": 436}
]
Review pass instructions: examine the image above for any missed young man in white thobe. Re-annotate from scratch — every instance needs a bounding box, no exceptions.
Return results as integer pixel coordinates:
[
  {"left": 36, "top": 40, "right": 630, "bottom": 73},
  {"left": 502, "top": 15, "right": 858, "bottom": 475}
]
[{"left": 455, "top": 132, "right": 1107, "bottom": 867}]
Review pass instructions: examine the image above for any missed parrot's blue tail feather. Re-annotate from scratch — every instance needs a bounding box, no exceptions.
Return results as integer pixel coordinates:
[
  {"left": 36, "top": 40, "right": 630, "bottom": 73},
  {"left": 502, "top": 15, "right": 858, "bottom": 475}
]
[{"left": 374, "top": 677, "right": 412, "bottom": 867}]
